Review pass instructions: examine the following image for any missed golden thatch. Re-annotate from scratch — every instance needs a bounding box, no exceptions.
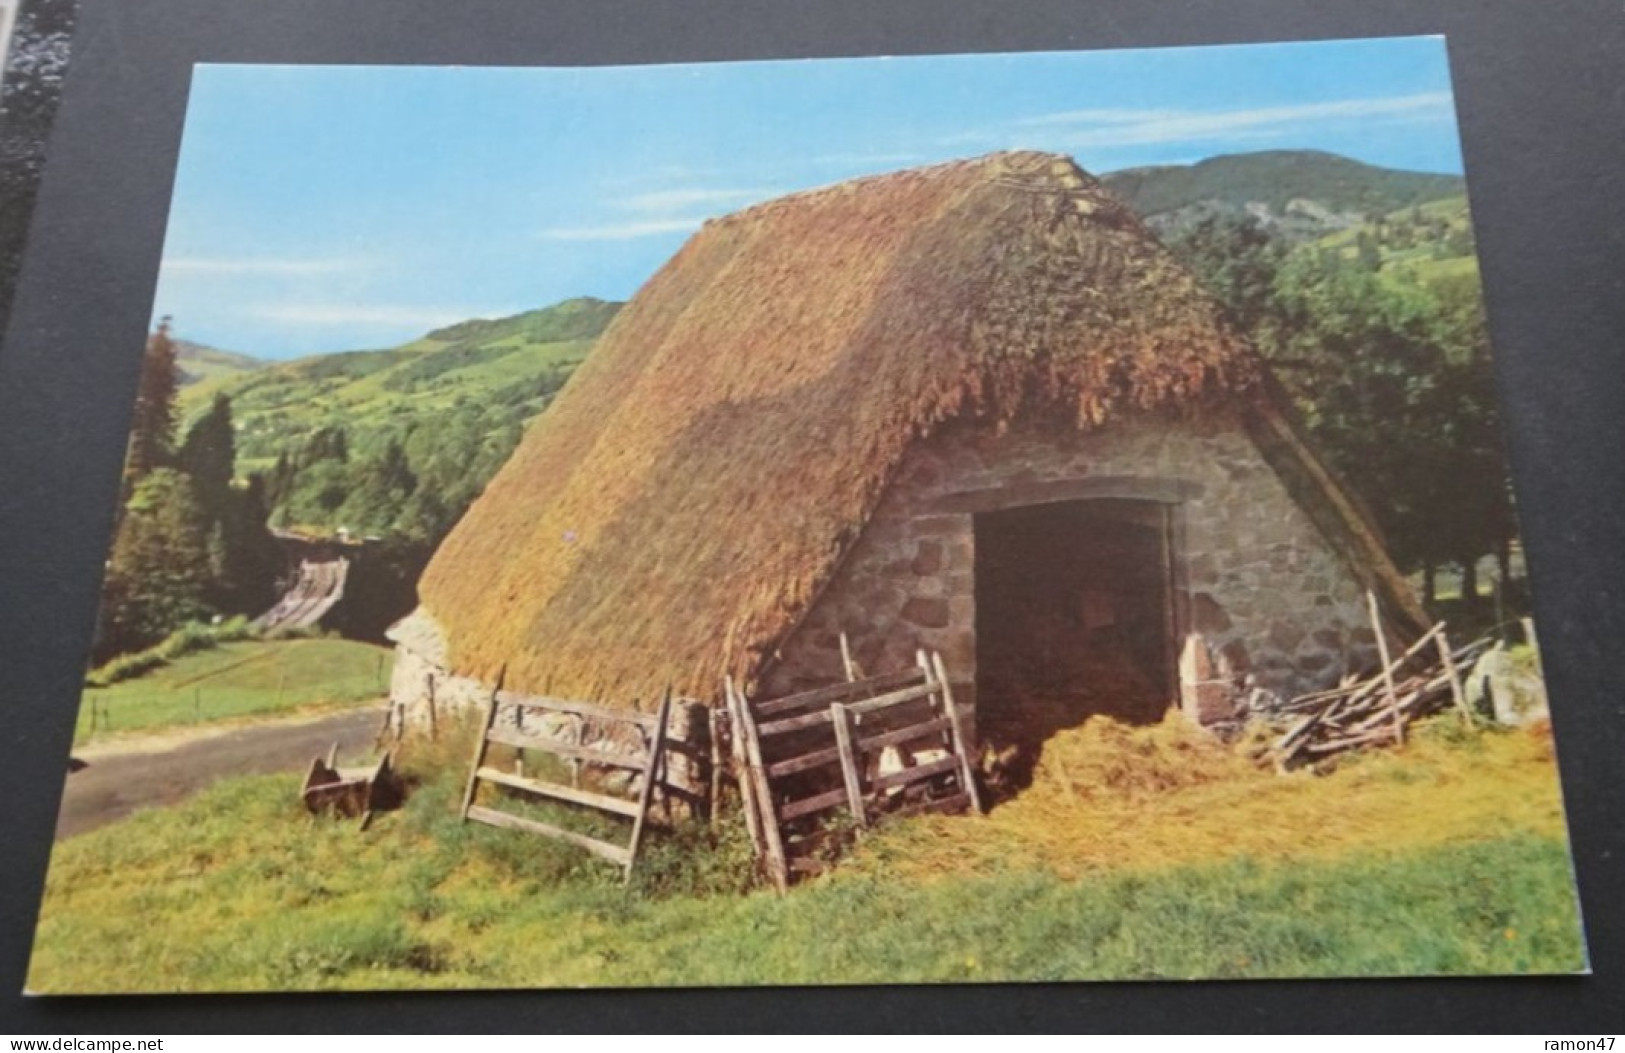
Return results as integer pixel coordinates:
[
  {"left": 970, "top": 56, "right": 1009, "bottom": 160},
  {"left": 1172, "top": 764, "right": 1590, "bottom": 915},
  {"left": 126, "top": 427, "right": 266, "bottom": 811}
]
[{"left": 417, "top": 150, "right": 1411, "bottom": 707}]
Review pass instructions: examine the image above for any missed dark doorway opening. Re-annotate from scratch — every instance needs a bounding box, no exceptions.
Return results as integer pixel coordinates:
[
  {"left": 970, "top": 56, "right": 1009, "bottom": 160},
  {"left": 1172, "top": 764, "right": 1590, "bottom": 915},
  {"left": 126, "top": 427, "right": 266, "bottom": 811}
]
[{"left": 975, "top": 498, "right": 1175, "bottom": 787}]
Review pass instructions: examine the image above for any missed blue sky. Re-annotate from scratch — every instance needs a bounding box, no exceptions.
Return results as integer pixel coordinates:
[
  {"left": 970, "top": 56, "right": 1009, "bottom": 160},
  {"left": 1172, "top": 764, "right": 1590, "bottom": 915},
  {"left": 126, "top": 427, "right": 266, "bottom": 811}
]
[{"left": 153, "top": 36, "right": 1466, "bottom": 358}]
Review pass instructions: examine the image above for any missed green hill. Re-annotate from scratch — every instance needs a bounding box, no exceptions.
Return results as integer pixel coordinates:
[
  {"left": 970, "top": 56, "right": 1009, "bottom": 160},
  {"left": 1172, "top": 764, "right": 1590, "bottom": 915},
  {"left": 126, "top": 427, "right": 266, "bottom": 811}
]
[
  {"left": 176, "top": 297, "right": 621, "bottom": 544},
  {"left": 180, "top": 297, "right": 620, "bottom": 475},
  {"left": 174, "top": 339, "right": 266, "bottom": 387},
  {"left": 1306, "top": 193, "right": 1480, "bottom": 290},
  {"left": 1103, "top": 150, "right": 1466, "bottom": 243}
]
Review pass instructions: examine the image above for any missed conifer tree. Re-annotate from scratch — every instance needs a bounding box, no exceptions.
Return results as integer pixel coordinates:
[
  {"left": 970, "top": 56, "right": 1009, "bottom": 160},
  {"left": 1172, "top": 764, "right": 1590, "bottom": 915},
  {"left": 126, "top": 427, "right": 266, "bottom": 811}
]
[
  {"left": 95, "top": 468, "right": 212, "bottom": 659},
  {"left": 123, "top": 318, "right": 179, "bottom": 486},
  {"left": 177, "top": 392, "right": 236, "bottom": 503}
]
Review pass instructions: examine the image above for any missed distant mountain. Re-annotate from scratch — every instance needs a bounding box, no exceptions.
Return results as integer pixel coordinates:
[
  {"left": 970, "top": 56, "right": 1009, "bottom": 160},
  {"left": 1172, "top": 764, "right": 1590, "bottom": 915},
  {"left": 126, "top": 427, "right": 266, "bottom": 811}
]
[
  {"left": 1102, "top": 150, "right": 1466, "bottom": 243},
  {"left": 173, "top": 339, "right": 266, "bottom": 387}
]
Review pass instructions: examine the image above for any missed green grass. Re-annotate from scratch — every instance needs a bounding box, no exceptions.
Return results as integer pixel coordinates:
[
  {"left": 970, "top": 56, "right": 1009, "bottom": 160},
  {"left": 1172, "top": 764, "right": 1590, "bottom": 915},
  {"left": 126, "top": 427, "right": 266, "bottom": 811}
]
[
  {"left": 28, "top": 723, "right": 1586, "bottom": 992},
  {"left": 75, "top": 638, "right": 390, "bottom": 744}
]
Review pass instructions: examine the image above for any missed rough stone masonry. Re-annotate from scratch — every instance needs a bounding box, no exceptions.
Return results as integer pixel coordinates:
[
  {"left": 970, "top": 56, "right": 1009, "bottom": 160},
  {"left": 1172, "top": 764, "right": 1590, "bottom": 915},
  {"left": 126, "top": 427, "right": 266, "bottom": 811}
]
[{"left": 762, "top": 408, "right": 1379, "bottom": 738}]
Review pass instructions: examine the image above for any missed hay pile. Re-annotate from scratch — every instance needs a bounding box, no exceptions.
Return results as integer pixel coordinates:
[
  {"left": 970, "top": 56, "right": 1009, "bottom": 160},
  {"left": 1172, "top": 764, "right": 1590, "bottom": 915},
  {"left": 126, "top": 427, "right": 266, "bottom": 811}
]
[
  {"left": 1022, "top": 715, "right": 1259, "bottom": 807},
  {"left": 418, "top": 151, "right": 1262, "bottom": 706},
  {"left": 845, "top": 715, "right": 1567, "bottom": 884}
]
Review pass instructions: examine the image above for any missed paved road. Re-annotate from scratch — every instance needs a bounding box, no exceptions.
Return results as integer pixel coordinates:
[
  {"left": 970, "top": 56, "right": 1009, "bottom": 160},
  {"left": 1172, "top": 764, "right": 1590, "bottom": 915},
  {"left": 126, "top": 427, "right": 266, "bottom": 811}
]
[{"left": 55, "top": 705, "right": 387, "bottom": 840}]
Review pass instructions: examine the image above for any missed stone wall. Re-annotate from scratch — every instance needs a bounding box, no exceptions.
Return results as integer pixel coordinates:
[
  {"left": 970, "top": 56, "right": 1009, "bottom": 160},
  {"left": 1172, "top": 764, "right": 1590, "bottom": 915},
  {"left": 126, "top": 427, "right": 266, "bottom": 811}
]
[
  {"left": 762, "top": 408, "right": 1380, "bottom": 736},
  {"left": 386, "top": 609, "right": 709, "bottom": 805},
  {"left": 385, "top": 610, "right": 493, "bottom": 738}
]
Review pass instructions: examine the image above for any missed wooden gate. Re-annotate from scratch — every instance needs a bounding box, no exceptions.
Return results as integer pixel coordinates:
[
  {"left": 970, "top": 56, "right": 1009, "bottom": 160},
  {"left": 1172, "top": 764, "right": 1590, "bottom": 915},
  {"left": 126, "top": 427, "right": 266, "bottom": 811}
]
[
  {"left": 460, "top": 681, "right": 672, "bottom": 884},
  {"left": 725, "top": 651, "right": 981, "bottom": 890}
]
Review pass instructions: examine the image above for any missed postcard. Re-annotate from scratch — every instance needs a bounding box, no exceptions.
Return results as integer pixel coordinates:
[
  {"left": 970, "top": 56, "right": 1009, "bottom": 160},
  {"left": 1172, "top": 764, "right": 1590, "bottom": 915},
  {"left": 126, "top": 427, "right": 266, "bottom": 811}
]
[{"left": 27, "top": 38, "right": 1587, "bottom": 993}]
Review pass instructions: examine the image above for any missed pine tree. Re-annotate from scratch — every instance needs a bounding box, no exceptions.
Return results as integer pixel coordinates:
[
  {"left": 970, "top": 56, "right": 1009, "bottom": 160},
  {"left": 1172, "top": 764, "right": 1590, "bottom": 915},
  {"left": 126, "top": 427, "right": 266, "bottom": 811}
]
[
  {"left": 124, "top": 318, "right": 179, "bottom": 487},
  {"left": 94, "top": 468, "right": 213, "bottom": 659},
  {"left": 177, "top": 392, "right": 236, "bottom": 502}
]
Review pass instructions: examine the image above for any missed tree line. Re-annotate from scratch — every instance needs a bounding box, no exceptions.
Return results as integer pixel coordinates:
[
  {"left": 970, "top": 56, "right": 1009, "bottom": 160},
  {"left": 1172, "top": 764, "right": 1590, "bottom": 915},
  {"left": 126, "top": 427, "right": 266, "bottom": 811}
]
[
  {"left": 1167, "top": 214, "right": 1514, "bottom": 609},
  {"left": 96, "top": 321, "right": 282, "bottom": 661},
  {"left": 95, "top": 320, "right": 552, "bottom": 658}
]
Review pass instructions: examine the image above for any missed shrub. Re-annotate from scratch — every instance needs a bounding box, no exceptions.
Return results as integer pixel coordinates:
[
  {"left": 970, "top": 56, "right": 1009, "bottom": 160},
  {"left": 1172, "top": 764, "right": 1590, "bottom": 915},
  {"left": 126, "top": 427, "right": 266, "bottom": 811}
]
[
  {"left": 86, "top": 617, "right": 262, "bottom": 687},
  {"left": 631, "top": 803, "right": 762, "bottom": 899},
  {"left": 86, "top": 649, "right": 167, "bottom": 688},
  {"left": 156, "top": 621, "right": 221, "bottom": 661}
]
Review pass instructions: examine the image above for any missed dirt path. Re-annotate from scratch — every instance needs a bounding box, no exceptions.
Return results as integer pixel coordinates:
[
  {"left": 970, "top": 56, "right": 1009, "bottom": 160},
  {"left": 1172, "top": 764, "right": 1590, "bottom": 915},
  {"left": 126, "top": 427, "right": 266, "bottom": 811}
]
[{"left": 55, "top": 704, "right": 387, "bottom": 840}]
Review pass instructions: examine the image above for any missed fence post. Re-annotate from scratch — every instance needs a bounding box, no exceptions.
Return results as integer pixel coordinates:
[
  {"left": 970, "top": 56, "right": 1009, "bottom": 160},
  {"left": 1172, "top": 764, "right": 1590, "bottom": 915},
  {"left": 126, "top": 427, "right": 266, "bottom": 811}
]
[
  {"left": 1366, "top": 589, "right": 1404, "bottom": 746},
  {"left": 831, "top": 702, "right": 868, "bottom": 830},
  {"left": 932, "top": 652, "right": 984, "bottom": 815},
  {"left": 730, "top": 678, "right": 790, "bottom": 893}
]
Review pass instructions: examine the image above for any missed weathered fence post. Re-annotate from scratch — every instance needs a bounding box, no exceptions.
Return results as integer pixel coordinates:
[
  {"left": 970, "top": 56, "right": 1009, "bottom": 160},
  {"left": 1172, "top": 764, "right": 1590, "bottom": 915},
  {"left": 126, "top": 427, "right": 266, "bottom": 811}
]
[
  {"left": 831, "top": 702, "right": 868, "bottom": 830},
  {"left": 1434, "top": 626, "right": 1472, "bottom": 728},
  {"left": 1366, "top": 589, "right": 1404, "bottom": 746}
]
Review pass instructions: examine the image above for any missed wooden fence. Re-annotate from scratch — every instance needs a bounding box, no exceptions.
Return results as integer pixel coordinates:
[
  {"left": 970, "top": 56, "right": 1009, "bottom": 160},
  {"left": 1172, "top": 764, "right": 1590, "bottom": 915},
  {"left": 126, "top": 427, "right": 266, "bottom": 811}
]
[
  {"left": 724, "top": 651, "right": 981, "bottom": 890},
  {"left": 460, "top": 678, "right": 672, "bottom": 884}
]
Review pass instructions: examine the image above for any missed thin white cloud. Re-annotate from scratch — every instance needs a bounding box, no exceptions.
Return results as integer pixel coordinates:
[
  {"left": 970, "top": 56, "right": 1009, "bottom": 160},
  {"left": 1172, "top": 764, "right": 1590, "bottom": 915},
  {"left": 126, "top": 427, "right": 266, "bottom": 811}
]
[
  {"left": 250, "top": 303, "right": 510, "bottom": 329},
  {"left": 619, "top": 187, "right": 779, "bottom": 214},
  {"left": 538, "top": 217, "right": 708, "bottom": 242},
  {"left": 946, "top": 91, "right": 1455, "bottom": 151},
  {"left": 1015, "top": 107, "right": 1188, "bottom": 128},
  {"left": 160, "top": 255, "right": 368, "bottom": 276}
]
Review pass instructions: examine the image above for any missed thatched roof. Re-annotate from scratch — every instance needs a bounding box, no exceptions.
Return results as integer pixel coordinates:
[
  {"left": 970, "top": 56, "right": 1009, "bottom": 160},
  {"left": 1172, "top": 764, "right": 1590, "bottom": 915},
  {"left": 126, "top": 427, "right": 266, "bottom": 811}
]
[{"left": 416, "top": 150, "right": 1412, "bottom": 707}]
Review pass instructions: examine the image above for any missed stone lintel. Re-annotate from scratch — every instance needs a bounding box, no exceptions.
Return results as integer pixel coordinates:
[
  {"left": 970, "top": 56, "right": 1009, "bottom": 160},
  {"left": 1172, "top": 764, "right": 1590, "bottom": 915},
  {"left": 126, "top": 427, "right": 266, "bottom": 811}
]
[{"left": 924, "top": 474, "right": 1203, "bottom": 515}]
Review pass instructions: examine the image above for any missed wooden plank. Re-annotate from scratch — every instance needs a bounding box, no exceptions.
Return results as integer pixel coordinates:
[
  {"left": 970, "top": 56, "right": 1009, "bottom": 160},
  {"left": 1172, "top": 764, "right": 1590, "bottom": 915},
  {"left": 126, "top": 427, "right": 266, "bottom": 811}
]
[
  {"left": 484, "top": 725, "right": 648, "bottom": 771},
  {"left": 1275, "top": 710, "right": 1324, "bottom": 752},
  {"left": 1435, "top": 626, "right": 1473, "bottom": 729},
  {"left": 724, "top": 679, "right": 767, "bottom": 866},
  {"left": 757, "top": 706, "right": 836, "bottom": 736},
  {"left": 831, "top": 703, "right": 868, "bottom": 829},
  {"left": 846, "top": 681, "right": 940, "bottom": 717},
  {"left": 856, "top": 717, "right": 954, "bottom": 755},
  {"left": 762, "top": 716, "right": 955, "bottom": 780},
  {"left": 1161, "top": 502, "right": 1180, "bottom": 699},
  {"left": 496, "top": 690, "right": 658, "bottom": 729},
  {"left": 932, "top": 652, "right": 984, "bottom": 814},
  {"left": 767, "top": 744, "right": 843, "bottom": 779},
  {"left": 1368, "top": 591, "right": 1404, "bottom": 745},
  {"left": 459, "top": 672, "right": 503, "bottom": 820},
  {"left": 867, "top": 753, "right": 960, "bottom": 793},
  {"left": 917, "top": 650, "right": 957, "bottom": 757},
  {"left": 466, "top": 805, "right": 631, "bottom": 866},
  {"left": 839, "top": 632, "right": 859, "bottom": 682},
  {"left": 708, "top": 706, "right": 724, "bottom": 828},
  {"left": 881, "top": 791, "right": 971, "bottom": 824},
  {"left": 778, "top": 785, "right": 850, "bottom": 822},
  {"left": 753, "top": 668, "right": 925, "bottom": 718},
  {"left": 756, "top": 680, "right": 938, "bottom": 736},
  {"left": 474, "top": 766, "right": 641, "bottom": 818},
  {"left": 732, "top": 679, "right": 791, "bottom": 892},
  {"left": 624, "top": 690, "right": 671, "bottom": 883},
  {"left": 850, "top": 679, "right": 941, "bottom": 716}
]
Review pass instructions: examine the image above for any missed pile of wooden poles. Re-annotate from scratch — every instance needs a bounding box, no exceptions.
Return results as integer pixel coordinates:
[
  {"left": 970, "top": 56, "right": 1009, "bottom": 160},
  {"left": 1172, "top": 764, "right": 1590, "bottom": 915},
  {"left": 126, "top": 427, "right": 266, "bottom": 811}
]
[{"left": 1263, "top": 592, "right": 1492, "bottom": 770}]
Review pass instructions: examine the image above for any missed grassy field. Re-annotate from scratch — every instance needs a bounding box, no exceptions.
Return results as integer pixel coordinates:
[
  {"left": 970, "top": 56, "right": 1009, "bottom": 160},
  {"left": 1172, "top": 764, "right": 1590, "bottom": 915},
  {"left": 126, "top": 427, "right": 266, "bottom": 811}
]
[
  {"left": 28, "top": 714, "right": 1585, "bottom": 992},
  {"left": 75, "top": 638, "right": 391, "bottom": 745},
  {"left": 1309, "top": 193, "right": 1482, "bottom": 292}
]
